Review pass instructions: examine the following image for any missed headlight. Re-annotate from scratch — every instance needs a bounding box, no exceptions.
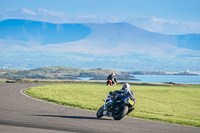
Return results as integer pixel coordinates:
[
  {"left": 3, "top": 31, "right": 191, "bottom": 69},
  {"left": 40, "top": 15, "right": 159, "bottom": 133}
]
[{"left": 124, "top": 98, "right": 129, "bottom": 104}]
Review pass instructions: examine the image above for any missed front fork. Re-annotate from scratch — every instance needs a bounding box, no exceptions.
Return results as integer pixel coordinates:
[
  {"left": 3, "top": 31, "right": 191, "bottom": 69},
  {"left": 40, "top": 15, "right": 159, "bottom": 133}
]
[
  {"left": 103, "top": 103, "right": 113, "bottom": 117},
  {"left": 103, "top": 103, "right": 123, "bottom": 117},
  {"left": 103, "top": 111, "right": 112, "bottom": 117}
]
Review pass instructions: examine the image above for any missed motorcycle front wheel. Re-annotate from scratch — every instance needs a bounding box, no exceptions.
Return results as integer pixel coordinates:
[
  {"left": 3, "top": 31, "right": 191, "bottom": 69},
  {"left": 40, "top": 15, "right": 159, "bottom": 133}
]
[
  {"left": 113, "top": 105, "right": 128, "bottom": 120},
  {"left": 96, "top": 105, "right": 104, "bottom": 118}
]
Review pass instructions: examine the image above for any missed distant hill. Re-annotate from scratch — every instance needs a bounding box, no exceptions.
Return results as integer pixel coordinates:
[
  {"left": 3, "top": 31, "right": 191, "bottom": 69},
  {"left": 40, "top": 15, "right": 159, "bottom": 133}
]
[
  {"left": 0, "top": 19, "right": 200, "bottom": 72},
  {"left": 0, "top": 19, "right": 91, "bottom": 45},
  {"left": 0, "top": 19, "right": 199, "bottom": 55},
  {"left": 0, "top": 66, "right": 135, "bottom": 80},
  {"left": 176, "top": 34, "right": 200, "bottom": 50},
  {"left": 1, "top": 67, "right": 198, "bottom": 81}
]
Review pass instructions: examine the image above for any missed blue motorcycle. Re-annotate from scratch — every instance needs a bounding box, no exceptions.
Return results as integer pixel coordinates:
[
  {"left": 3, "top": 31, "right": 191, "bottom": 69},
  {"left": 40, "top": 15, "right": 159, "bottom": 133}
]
[{"left": 96, "top": 92, "right": 135, "bottom": 120}]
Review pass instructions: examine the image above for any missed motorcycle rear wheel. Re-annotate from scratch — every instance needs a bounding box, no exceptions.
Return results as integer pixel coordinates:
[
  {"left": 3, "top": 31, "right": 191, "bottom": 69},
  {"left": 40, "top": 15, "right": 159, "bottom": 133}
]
[{"left": 113, "top": 105, "right": 128, "bottom": 120}]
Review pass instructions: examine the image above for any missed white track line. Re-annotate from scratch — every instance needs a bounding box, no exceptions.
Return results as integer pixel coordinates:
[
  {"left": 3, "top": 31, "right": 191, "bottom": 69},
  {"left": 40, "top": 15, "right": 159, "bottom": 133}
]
[
  {"left": 20, "top": 89, "right": 67, "bottom": 107},
  {"left": 20, "top": 88, "right": 146, "bottom": 121},
  {"left": 20, "top": 88, "right": 95, "bottom": 112}
]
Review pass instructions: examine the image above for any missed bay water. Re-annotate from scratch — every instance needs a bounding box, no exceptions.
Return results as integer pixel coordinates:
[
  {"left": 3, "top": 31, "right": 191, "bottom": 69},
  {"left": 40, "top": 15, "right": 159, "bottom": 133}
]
[
  {"left": 79, "top": 75, "right": 200, "bottom": 84},
  {"left": 124, "top": 75, "right": 200, "bottom": 84}
]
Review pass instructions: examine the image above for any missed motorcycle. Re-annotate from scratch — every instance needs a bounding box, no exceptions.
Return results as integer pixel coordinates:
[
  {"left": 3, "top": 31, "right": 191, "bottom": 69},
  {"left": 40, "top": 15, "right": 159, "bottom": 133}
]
[
  {"left": 106, "top": 80, "right": 112, "bottom": 86},
  {"left": 96, "top": 92, "right": 134, "bottom": 120},
  {"left": 106, "top": 80, "right": 117, "bottom": 86}
]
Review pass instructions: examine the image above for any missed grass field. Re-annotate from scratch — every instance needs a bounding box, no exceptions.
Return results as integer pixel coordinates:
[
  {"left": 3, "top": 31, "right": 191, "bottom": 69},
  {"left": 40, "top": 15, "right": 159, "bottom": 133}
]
[
  {"left": 24, "top": 83, "right": 200, "bottom": 127},
  {"left": 0, "top": 79, "right": 7, "bottom": 83}
]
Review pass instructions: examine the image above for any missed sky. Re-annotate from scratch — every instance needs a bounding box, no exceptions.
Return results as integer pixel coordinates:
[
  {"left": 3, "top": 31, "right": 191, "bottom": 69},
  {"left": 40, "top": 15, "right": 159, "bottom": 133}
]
[{"left": 0, "top": 0, "right": 200, "bottom": 34}]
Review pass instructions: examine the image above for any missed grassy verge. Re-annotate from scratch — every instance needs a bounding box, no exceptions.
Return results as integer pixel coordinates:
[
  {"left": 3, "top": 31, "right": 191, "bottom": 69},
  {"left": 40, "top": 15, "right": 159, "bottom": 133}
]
[
  {"left": 24, "top": 83, "right": 200, "bottom": 127},
  {"left": 0, "top": 78, "right": 8, "bottom": 83}
]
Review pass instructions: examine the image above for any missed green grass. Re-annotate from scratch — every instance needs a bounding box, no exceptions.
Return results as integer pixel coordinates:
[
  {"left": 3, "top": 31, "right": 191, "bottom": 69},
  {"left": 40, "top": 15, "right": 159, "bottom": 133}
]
[
  {"left": 24, "top": 83, "right": 200, "bottom": 127},
  {"left": 0, "top": 79, "right": 7, "bottom": 83}
]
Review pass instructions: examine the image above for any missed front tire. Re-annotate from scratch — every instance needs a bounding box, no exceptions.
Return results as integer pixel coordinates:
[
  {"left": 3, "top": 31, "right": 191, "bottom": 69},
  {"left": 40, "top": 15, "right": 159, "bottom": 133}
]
[
  {"left": 96, "top": 105, "right": 104, "bottom": 118},
  {"left": 113, "top": 105, "right": 128, "bottom": 120}
]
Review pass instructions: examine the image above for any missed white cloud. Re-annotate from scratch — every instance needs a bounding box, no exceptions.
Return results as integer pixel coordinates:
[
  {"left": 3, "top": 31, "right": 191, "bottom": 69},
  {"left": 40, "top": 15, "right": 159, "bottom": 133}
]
[
  {"left": 35, "top": 8, "right": 66, "bottom": 18},
  {"left": 0, "top": 8, "right": 67, "bottom": 23},
  {"left": 125, "top": 16, "right": 200, "bottom": 35},
  {"left": 20, "top": 8, "right": 37, "bottom": 16}
]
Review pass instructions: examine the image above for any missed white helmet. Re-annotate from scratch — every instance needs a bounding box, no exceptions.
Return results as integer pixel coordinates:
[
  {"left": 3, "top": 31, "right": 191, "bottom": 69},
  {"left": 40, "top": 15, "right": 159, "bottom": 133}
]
[{"left": 121, "top": 83, "right": 131, "bottom": 93}]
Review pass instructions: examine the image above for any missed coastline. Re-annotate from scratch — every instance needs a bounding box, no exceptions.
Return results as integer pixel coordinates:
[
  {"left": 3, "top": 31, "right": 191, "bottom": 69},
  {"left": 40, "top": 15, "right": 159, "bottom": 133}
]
[{"left": 3, "top": 78, "right": 200, "bottom": 86}]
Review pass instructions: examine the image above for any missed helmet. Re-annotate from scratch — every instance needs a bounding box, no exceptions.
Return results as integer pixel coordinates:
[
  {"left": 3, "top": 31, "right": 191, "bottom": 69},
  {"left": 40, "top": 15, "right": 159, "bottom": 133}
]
[{"left": 121, "top": 83, "right": 131, "bottom": 93}]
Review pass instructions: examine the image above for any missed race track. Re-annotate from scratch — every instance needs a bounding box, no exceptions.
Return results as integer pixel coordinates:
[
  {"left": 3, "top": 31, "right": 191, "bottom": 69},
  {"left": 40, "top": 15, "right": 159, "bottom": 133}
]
[{"left": 0, "top": 83, "right": 199, "bottom": 133}]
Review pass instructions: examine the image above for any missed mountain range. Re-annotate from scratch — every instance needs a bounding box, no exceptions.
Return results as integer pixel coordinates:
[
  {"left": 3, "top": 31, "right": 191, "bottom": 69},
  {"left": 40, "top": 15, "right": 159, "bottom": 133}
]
[{"left": 0, "top": 19, "right": 200, "bottom": 72}]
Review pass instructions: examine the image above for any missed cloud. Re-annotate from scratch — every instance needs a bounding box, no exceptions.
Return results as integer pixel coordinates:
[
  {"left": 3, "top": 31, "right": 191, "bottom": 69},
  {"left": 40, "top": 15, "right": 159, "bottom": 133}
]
[
  {"left": 0, "top": 8, "right": 200, "bottom": 35},
  {"left": 35, "top": 8, "right": 66, "bottom": 18},
  {"left": 0, "top": 8, "right": 67, "bottom": 23},
  {"left": 21, "top": 8, "right": 37, "bottom": 15},
  {"left": 125, "top": 16, "right": 200, "bottom": 35}
]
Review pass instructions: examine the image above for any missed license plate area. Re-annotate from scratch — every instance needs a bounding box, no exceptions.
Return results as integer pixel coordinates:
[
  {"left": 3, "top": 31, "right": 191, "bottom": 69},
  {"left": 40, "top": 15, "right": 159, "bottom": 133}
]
[{"left": 129, "top": 98, "right": 134, "bottom": 105}]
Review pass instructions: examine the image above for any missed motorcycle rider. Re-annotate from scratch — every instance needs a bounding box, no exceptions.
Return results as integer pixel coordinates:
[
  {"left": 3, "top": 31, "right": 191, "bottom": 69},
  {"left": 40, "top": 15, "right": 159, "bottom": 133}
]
[
  {"left": 107, "top": 73, "right": 117, "bottom": 85},
  {"left": 97, "top": 83, "right": 135, "bottom": 118},
  {"left": 110, "top": 83, "right": 135, "bottom": 108}
]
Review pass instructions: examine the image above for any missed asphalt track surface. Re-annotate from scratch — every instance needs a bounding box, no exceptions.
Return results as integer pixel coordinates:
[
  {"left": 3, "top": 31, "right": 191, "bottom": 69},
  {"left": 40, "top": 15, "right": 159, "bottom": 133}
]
[{"left": 0, "top": 83, "right": 199, "bottom": 133}]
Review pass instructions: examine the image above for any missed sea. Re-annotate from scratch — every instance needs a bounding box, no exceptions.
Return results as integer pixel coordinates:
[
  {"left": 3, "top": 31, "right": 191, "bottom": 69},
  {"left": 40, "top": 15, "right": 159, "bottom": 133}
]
[
  {"left": 126, "top": 75, "right": 200, "bottom": 84},
  {"left": 79, "top": 75, "right": 200, "bottom": 84}
]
